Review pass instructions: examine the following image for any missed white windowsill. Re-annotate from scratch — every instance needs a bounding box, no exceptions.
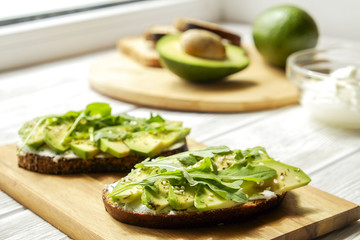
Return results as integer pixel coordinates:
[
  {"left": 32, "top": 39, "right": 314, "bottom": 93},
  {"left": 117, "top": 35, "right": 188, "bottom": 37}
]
[{"left": 0, "top": 0, "right": 220, "bottom": 71}]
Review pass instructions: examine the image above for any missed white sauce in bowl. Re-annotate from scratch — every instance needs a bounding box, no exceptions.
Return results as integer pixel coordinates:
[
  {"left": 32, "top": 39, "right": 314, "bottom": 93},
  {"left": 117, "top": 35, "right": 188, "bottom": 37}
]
[{"left": 302, "top": 66, "right": 360, "bottom": 128}]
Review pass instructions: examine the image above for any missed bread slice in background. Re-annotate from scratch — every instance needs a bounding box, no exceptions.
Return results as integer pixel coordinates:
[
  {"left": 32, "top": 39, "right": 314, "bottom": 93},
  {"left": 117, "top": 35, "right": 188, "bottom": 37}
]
[
  {"left": 117, "top": 36, "right": 162, "bottom": 68},
  {"left": 18, "top": 141, "right": 188, "bottom": 174},
  {"left": 174, "top": 17, "right": 241, "bottom": 46},
  {"left": 143, "top": 25, "right": 178, "bottom": 43}
]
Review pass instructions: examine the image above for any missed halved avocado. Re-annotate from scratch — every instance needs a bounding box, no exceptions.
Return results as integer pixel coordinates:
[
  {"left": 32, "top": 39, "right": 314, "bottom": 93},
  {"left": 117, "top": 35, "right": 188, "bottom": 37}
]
[{"left": 156, "top": 34, "right": 250, "bottom": 83}]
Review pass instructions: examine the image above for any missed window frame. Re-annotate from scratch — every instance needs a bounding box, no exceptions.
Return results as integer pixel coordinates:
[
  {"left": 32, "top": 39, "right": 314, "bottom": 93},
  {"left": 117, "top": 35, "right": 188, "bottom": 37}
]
[{"left": 0, "top": 0, "right": 220, "bottom": 71}]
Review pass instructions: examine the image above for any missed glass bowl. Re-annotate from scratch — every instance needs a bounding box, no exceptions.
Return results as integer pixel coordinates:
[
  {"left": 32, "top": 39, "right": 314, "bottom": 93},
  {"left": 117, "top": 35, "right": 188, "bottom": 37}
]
[{"left": 286, "top": 48, "right": 360, "bottom": 128}]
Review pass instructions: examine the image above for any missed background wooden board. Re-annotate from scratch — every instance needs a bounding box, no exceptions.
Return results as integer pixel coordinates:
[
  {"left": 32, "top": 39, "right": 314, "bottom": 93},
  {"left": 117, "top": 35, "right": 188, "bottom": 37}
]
[
  {"left": 0, "top": 142, "right": 359, "bottom": 240},
  {"left": 88, "top": 44, "right": 299, "bottom": 112}
]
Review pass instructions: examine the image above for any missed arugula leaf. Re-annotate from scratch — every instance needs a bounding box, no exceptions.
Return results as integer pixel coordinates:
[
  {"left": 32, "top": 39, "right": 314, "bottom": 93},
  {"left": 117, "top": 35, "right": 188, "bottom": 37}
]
[
  {"left": 59, "top": 111, "right": 85, "bottom": 145},
  {"left": 198, "top": 179, "right": 247, "bottom": 203},
  {"left": 187, "top": 157, "right": 213, "bottom": 173},
  {"left": 234, "top": 146, "right": 274, "bottom": 163},
  {"left": 178, "top": 156, "right": 197, "bottom": 166},
  {"left": 160, "top": 146, "right": 231, "bottom": 166},
  {"left": 85, "top": 102, "right": 111, "bottom": 117},
  {"left": 61, "top": 111, "right": 81, "bottom": 119},
  {"left": 146, "top": 113, "right": 165, "bottom": 123},
  {"left": 93, "top": 126, "right": 131, "bottom": 142},
  {"left": 109, "top": 170, "right": 184, "bottom": 199},
  {"left": 141, "top": 161, "right": 183, "bottom": 172},
  {"left": 218, "top": 163, "right": 276, "bottom": 182},
  {"left": 140, "top": 160, "right": 196, "bottom": 186}
]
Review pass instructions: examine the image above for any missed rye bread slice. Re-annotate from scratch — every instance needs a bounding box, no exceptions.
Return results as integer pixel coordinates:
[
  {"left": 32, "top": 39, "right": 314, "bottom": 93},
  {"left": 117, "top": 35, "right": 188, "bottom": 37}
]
[
  {"left": 102, "top": 188, "right": 286, "bottom": 228},
  {"left": 17, "top": 141, "right": 188, "bottom": 174}
]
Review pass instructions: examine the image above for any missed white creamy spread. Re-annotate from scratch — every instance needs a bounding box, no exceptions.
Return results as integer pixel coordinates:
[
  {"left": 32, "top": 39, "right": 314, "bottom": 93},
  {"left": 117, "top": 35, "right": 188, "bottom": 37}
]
[
  {"left": 302, "top": 65, "right": 360, "bottom": 128},
  {"left": 248, "top": 190, "right": 277, "bottom": 201}
]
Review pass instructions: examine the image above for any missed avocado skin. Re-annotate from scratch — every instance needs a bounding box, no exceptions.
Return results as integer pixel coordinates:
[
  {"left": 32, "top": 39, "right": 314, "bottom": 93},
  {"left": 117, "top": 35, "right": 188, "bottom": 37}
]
[
  {"left": 160, "top": 57, "right": 242, "bottom": 83},
  {"left": 157, "top": 34, "right": 250, "bottom": 83}
]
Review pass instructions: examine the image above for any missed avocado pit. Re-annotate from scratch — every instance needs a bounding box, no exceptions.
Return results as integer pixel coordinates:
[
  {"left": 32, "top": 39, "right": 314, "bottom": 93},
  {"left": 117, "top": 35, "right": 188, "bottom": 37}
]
[{"left": 180, "top": 29, "right": 226, "bottom": 60}]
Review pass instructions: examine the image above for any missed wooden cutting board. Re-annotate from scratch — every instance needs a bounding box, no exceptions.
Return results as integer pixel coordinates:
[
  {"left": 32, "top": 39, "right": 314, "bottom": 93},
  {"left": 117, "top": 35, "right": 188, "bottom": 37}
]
[
  {"left": 88, "top": 44, "right": 299, "bottom": 112},
  {"left": 1, "top": 141, "right": 359, "bottom": 240}
]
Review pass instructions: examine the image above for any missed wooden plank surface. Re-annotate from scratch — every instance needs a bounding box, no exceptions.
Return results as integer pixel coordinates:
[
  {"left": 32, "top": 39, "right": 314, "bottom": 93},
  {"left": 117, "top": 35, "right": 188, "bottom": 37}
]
[
  {"left": 0, "top": 142, "right": 359, "bottom": 240},
  {"left": 88, "top": 44, "right": 299, "bottom": 112}
]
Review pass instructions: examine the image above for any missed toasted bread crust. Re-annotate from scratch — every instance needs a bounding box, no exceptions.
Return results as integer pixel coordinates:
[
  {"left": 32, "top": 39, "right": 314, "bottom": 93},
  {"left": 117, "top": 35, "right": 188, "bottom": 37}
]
[
  {"left": 17, "top": 141, "right": 188, "bottom": 174},
  {"left": 174, "top": 17, "right": 241, "bottom": 46},
  {"left": 117, "top": 36, "right": 161, "bottom": 68},
  {"left": 143, "top": 25, "right": 178, "bottom": 43},
  {"left": 102, "top": 188, "right": 286, "bottom": 228}
]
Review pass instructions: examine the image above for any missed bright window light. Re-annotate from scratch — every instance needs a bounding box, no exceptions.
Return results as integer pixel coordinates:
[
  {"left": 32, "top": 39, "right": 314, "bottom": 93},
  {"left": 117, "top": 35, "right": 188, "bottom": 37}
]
[{"left": 0, "top": 0, "right": 142, "bottom": 26}]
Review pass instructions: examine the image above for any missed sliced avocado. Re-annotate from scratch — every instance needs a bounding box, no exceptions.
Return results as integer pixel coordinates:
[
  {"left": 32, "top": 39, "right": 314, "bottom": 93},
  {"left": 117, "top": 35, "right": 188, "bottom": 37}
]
[
  {"left": 110, "top": 168, "right": 151, "bottom": 203},
  {"left": 124, "top": 132, "right": 163, "bottom": 157},
  {"left": 156, "top": 127, "right": 190, "bottom": 148},
  {"left": 194, "top": 185, "right": 237, "bottom": 211},
  {"left": 168, "top": 184, "right": 195, "bottom": 210},
  {"left": 70, "top": 140, "right": 100, "bottom": 160},
  {"left": 99, "top": 138, "right": 130, "bottom": 158},
  {"left": 141, "top": 180, "right": 170, "bottom": 211},
  {"left": 254, "top": 160, "right": 311, "bottom": 194},
  {"left": 43, "top": 123, "right": 72, "bottom": 152},
  {"left": 115, "top": 185, "right": 144, "bottom": 204},
  {"left": 94, "top": 125, "right": 130, "bottom": 141},
  {"left": 165, "top": 120, "right": 183, "bottom": 127},
  {"left": 18, "top": 117, "right": 48, "bottom": 149},
  {"left": 156, "top": 34, "right": 250, "bottom": 83}
]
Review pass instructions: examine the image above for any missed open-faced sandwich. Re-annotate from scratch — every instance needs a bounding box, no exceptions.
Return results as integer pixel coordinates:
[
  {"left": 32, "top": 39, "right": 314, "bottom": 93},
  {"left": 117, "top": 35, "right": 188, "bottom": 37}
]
[
  {"left": 17, "top": 103, "right": 190, "bottom": 174},
  {"left": 103, "top": 146, "right": 311, "bottom": 228}
]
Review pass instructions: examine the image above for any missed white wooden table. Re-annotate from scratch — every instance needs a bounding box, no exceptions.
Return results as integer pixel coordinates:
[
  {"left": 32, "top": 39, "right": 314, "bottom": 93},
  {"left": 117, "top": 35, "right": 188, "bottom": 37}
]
[{"left": 0, "top": 24, "right": 359, "bottom": 239}]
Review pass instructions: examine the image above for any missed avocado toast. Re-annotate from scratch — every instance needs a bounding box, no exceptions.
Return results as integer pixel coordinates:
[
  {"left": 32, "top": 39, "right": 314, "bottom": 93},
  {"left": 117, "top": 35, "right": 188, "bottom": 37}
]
[
  {"left": 103, "top": 146, "right": 311, "bottom": 228},
  {"left": 17, "top": 103, "right": 190, "bottom": 174}
]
